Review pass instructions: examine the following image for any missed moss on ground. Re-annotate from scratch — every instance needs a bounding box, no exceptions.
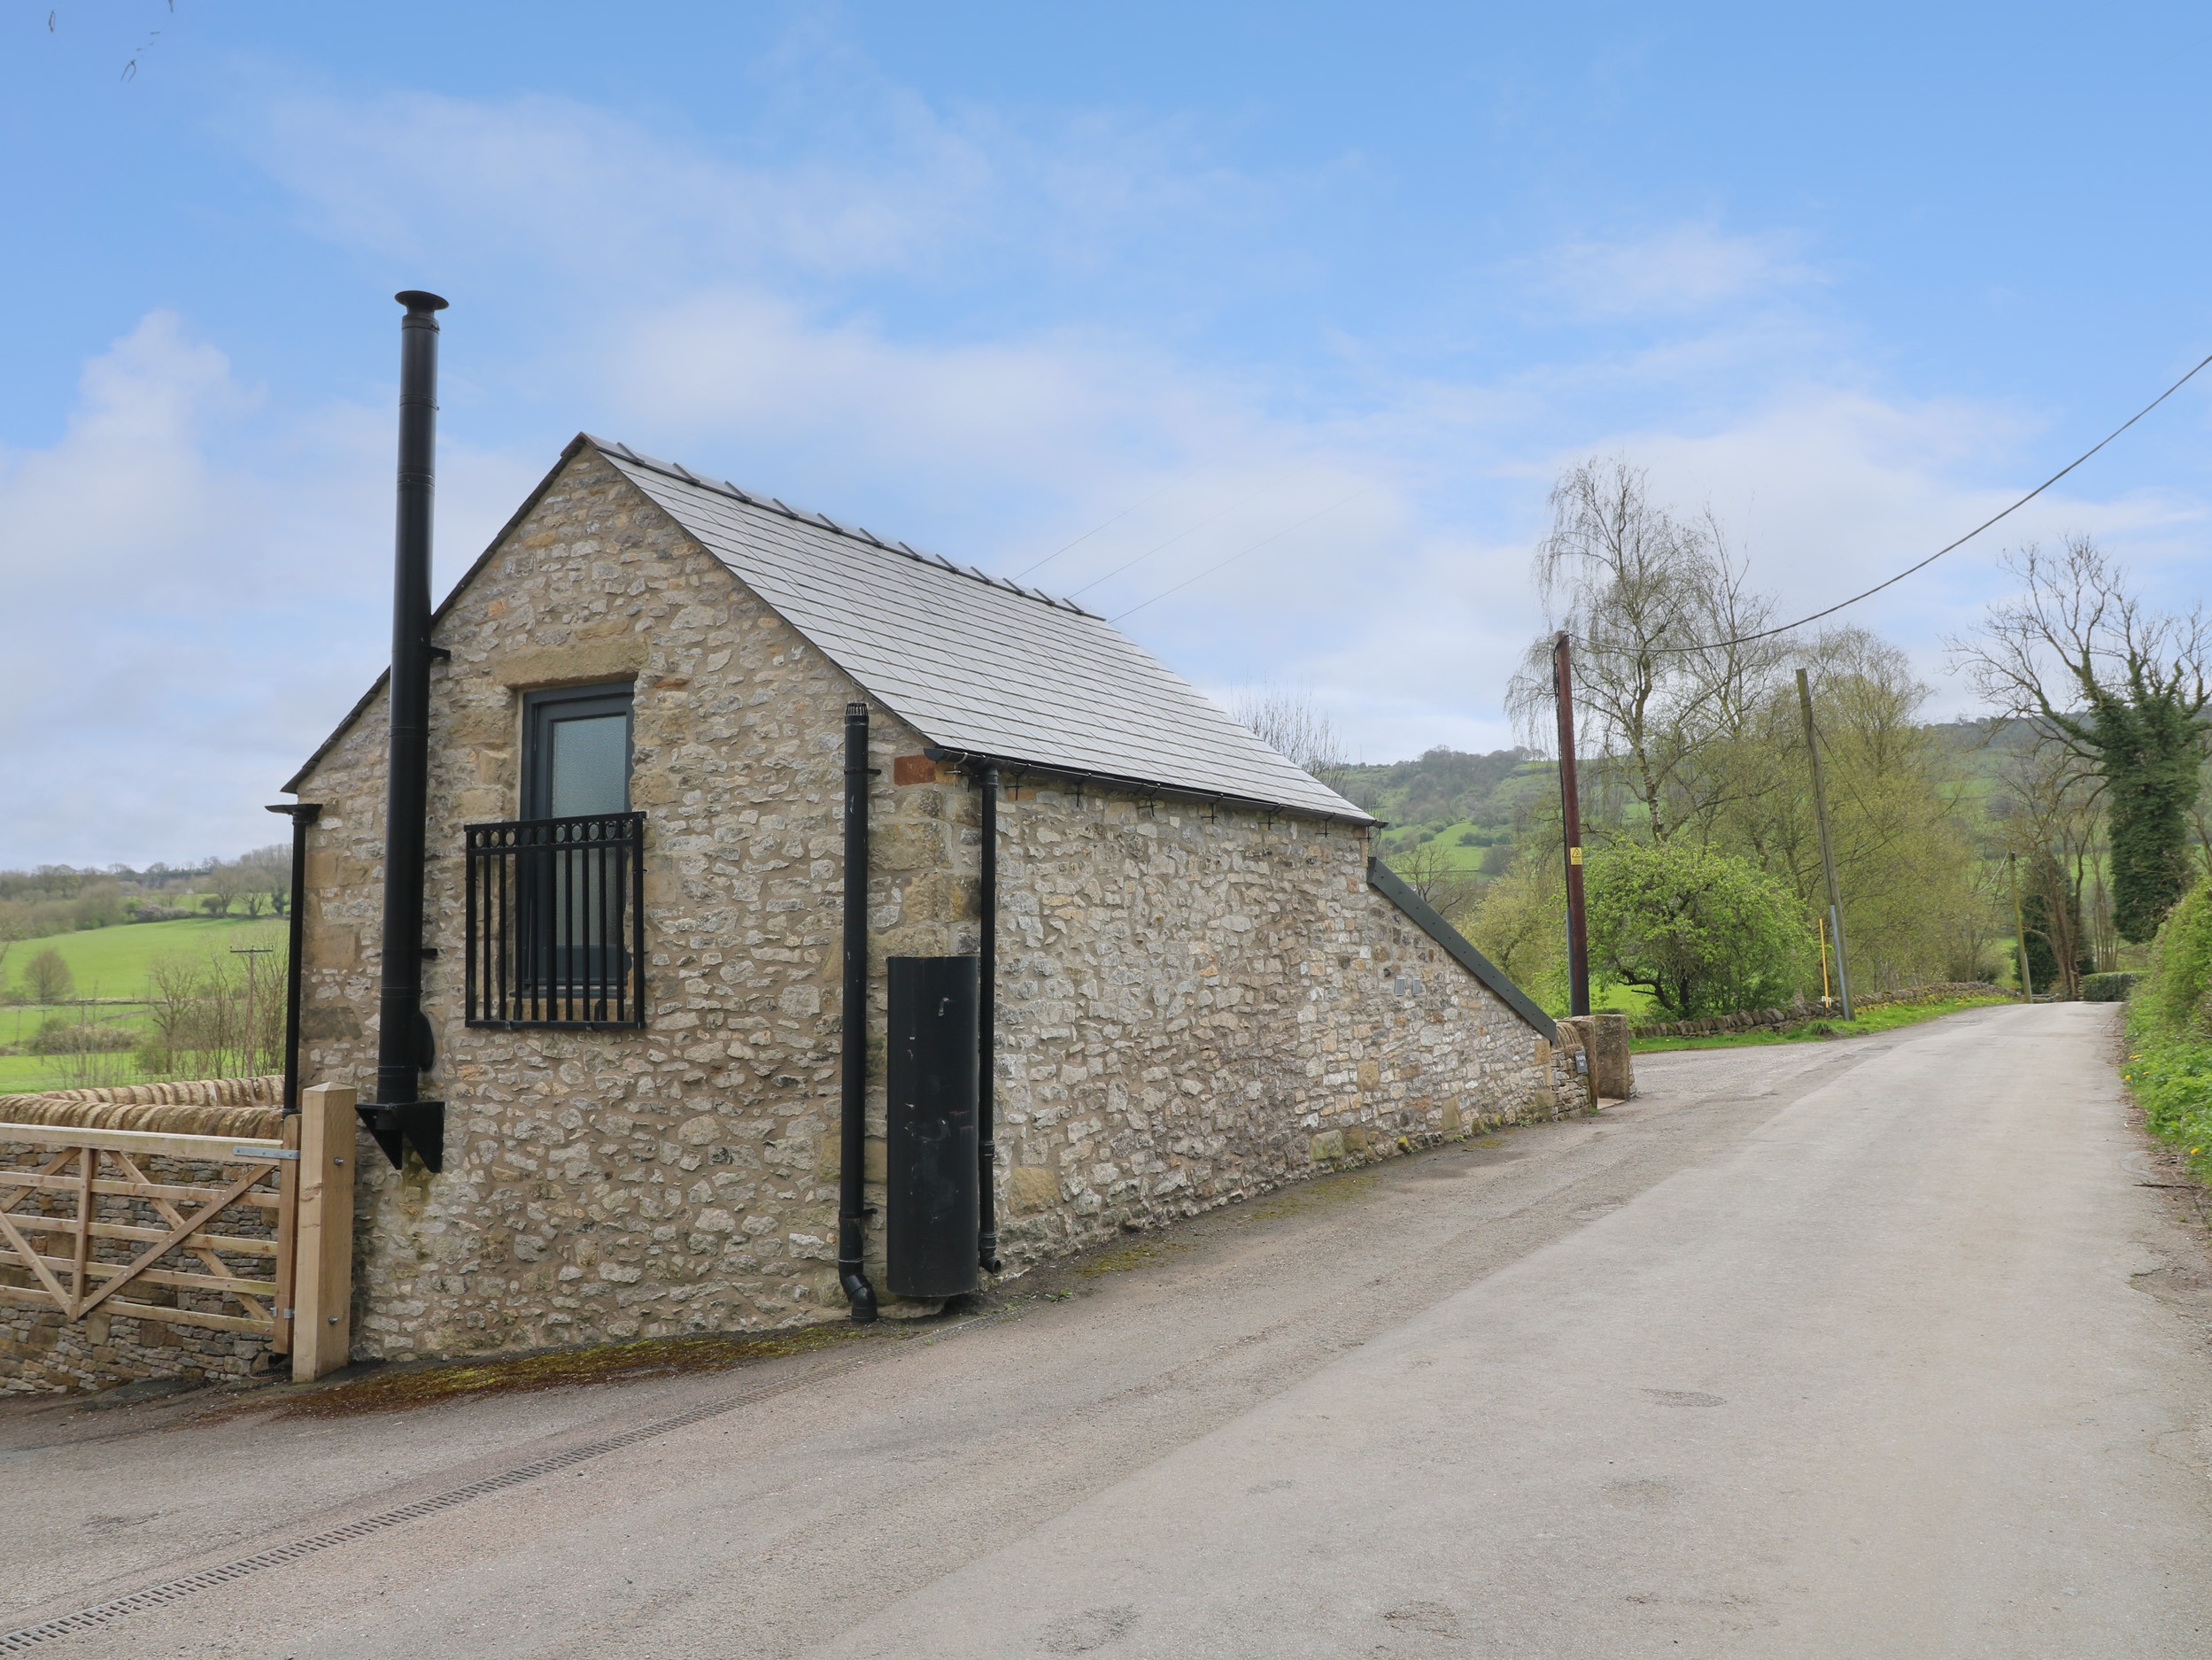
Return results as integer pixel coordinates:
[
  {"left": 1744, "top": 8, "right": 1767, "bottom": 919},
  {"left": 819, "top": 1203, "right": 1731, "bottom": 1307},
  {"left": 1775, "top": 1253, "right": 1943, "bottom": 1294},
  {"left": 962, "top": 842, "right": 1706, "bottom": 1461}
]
[
  {"left": 1076, "top": 1238, "right": 1193, "bottom": 1277},
  {"left": 282, "top": 1323, "right": 894, "bottom": 1417}
]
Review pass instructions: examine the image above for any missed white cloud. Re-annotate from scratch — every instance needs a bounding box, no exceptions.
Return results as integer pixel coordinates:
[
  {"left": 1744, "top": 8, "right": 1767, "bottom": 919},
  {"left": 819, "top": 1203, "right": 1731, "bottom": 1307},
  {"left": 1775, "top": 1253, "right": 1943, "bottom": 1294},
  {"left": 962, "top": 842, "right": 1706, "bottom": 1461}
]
[
  {"left": 0, "top": 313, "right": 544, "bottom": 867},
  {"left": 248, "top": 73, "right": 1289, "bottom": 306},
  {"left": 1535, "top": 222, "right": 1821, "bottom": 319},
  {"left": 13, "top": 52, "right": 2206, "bottom": 866}
]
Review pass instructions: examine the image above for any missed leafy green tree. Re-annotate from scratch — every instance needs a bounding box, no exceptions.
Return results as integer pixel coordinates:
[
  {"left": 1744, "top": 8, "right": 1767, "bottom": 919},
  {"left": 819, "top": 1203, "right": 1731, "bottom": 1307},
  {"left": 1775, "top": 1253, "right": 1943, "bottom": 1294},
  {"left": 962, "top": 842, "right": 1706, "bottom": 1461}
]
[
  {"left": 1585, "top": 842, "right": 1811, "bottom": 1017},
  {"left": 1954, "top": 537, "right": 2208, "bottom": 941}
]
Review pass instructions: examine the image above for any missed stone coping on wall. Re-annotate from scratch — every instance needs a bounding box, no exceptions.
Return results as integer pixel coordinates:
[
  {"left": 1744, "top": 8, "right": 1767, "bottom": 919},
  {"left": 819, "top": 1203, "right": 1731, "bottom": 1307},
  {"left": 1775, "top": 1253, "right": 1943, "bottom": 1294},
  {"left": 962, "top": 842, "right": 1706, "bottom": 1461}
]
[
  {"left": 0, "top": 1077, "right": 283, "bottom": 1140},
  {"left": 1627, "top": 983, "right": 2010, "bottom": 1040},
  {"left": 1365, "top": 858, "right": 1557, "bottom": 1039}
]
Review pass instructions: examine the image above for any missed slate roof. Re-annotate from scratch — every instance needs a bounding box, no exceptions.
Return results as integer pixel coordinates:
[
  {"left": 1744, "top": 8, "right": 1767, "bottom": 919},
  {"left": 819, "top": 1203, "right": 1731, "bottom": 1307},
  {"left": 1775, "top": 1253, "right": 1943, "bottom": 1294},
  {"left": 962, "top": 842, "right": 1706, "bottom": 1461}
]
[
  {"left": 593, "top": 437, "right": 1369, "bottom": 822},
  {"left": 287, "top": 435, "right": 1373, "bottom": 824}
]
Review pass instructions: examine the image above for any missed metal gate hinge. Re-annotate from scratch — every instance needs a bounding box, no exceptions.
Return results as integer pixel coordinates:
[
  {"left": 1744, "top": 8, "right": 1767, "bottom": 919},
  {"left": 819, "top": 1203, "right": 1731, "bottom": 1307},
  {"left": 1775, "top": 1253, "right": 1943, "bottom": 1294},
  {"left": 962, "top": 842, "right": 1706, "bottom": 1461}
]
[{"left": 234, "top": 1147, "right": 300, "bottom": 1161}]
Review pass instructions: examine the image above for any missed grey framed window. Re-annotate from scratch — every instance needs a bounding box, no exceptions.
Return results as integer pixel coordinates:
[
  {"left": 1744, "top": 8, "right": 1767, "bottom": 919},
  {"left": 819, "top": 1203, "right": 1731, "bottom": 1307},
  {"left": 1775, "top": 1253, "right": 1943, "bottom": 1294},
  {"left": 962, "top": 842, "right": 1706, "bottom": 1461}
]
[{"left": 522, "top": 683, "right": 634, "bottom": 819}]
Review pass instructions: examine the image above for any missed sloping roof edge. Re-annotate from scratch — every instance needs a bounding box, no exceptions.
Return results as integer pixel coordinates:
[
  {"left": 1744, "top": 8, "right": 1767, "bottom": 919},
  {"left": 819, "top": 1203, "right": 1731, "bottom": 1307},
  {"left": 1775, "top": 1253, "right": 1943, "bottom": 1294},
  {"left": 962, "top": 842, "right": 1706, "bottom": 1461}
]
[
  {"left": 281, "top": 435, "right": 596, "bottom": 794},
  {"left": 922, "top": 743, "right": 1380, "bottom": 830},
  {"left": 1366, "top": 857, "right": 1557, "bottom": 1040},
  {"left": 283, "top": 434, "right": 1373, "bottom": 831}
]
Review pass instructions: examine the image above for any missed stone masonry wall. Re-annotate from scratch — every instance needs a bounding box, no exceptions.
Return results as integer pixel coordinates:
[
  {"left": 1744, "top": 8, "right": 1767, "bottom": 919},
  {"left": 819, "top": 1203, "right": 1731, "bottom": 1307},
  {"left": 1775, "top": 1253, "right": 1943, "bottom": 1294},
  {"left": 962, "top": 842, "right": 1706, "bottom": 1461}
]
[
  {"left": 976, "top": 782, "right": 1575, "bottom": 1262},
  {"left": 295, "top": 445, "right": 976, "bottom": 1363},
  {"left": 0, "top": 1152, "right": 282, "bottom": 1395},
  {"left": 288, "top": 444, "right": 1573, "bottom": 1370}
]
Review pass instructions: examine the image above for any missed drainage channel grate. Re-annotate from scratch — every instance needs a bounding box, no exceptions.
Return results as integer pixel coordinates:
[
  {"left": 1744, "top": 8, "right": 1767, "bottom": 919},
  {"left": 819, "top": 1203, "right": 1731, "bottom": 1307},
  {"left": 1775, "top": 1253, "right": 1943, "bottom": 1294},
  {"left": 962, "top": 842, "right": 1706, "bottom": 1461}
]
[{"left": 0, "top": 1354, "right": 870, "bottom": 1652}]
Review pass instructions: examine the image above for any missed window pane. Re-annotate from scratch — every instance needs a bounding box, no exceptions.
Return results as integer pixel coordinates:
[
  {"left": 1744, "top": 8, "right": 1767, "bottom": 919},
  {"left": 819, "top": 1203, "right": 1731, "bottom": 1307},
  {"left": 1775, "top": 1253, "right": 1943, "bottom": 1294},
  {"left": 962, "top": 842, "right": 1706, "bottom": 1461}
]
[{"left": 549, "top": 713, "right": 630, "bottom": 816}]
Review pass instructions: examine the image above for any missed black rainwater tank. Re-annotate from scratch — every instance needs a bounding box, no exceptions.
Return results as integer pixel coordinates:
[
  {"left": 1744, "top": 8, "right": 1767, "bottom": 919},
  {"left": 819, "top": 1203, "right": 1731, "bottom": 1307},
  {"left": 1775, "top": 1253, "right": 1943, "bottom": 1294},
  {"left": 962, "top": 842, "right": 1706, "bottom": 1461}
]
[{"left": 885, "top": 955, "right": 980, "bottom": 1300}]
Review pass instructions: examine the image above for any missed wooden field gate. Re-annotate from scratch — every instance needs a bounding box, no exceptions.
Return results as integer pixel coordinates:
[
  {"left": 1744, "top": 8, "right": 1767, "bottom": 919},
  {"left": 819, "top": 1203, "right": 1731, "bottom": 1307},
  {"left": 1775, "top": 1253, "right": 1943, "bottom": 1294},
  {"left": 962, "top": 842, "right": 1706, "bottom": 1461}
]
[{"left": 0, "top": 1084, "right": 357, "bottom": 1385}]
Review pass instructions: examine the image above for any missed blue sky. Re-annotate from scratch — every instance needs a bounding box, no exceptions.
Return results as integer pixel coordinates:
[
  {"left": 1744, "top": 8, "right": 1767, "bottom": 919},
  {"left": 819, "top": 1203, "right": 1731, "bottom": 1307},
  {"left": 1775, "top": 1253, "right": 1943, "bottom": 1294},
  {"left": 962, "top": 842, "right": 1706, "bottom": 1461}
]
[{"left": 4, "top": 2, "right": 2208, "bottom": 864}]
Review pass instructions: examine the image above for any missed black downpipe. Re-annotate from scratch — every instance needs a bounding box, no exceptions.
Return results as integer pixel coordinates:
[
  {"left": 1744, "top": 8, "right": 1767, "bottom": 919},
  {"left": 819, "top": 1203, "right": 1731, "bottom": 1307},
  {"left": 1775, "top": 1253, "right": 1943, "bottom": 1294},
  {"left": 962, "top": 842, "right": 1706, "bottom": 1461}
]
[
  {"left": 839, "top": 703, "right": 880, "bottom": 1323},
  {"left": 364, "top": 290, "right": 450, "bottom": 1173},
  {"left": 977, "top": 763, "right": 1001, "bottom": 1274},
  {"left": 264, "top": 800, "right": 322, "bottom": 1113}
]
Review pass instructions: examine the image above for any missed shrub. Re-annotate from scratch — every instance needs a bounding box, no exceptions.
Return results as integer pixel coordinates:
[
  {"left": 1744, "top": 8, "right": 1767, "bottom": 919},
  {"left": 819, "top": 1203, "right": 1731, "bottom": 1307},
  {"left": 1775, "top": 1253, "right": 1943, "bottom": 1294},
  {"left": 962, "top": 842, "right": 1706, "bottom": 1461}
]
[
  {"left": 2082, "top": 972, "right": 2139, "bottom": 1003},
  {"left": 1585, "top": 842, "right": 1814, "bottom": 1018},
  {"left": 26, "top": 1018, "right": 136, "bottom": 1054}
]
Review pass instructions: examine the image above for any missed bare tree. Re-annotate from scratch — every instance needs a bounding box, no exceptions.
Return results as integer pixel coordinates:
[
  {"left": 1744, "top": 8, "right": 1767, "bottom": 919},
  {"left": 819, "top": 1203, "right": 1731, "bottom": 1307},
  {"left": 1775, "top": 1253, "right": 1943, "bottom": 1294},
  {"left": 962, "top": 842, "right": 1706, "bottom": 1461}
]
[
  {"left": 202, "top": 861, "right": 246, "bottom": 917},
  {"left": 239, "top": 844, "right": 291, "bottom": 918},
  {"left": 1231, "top": 682, "right": 1354, "bottom": 795},
  {"left": 1951, "top": 537, "right": 2209, "bottom": 940},
  {"left": 23, "top": 947, "right": 73, "bottom": 1005},
  {"left": 1386, "top": 838, "right": 1480, "bottom": 923},
  {"left": 1507, "top": 458, "right": 1786, "bottom": 845}
]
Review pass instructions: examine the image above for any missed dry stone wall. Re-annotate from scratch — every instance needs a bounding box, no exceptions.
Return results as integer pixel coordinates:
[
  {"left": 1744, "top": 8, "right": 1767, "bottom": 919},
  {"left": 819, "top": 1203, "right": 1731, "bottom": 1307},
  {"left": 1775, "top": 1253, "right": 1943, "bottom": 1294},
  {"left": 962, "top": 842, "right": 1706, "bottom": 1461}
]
[
  {"left": 1626, "top": 982, "right": 2009, "bottom": 1040},
  {"left": 0, "top": 1085, "right": 285, "bottom": 1394},
  {"left": 284, "top": 444, "right": 1571, "bottom": 1374}
]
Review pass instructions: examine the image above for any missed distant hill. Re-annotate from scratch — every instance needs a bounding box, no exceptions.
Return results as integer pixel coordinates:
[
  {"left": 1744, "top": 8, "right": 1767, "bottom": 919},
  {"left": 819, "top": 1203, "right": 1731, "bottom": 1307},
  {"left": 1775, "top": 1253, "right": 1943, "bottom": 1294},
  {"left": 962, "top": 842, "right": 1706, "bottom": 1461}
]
[
  {"left": 1336, "top": 747, "right": 1551, "bottom": 858},
  {"left": 1350, "top": 719, "right": 2055, "bottom": 868}
]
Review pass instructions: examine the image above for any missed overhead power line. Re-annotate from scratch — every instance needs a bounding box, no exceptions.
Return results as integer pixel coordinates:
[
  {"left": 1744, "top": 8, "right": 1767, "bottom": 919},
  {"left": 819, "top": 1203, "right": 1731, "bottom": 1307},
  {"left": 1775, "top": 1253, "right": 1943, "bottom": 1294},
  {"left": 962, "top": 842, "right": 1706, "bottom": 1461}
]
[
  {"left": 1604, "top": 350, "right": 2212, "bottom": 656},
  {"left": 1112, "top": 486, "right": 1374, "bottom": 622},
  {"left": 1014, "top": 483, "right": 1173, "bottom": 579},
  {"left": 1067, "top": 483, "right": 1277, "bottom": 598}
]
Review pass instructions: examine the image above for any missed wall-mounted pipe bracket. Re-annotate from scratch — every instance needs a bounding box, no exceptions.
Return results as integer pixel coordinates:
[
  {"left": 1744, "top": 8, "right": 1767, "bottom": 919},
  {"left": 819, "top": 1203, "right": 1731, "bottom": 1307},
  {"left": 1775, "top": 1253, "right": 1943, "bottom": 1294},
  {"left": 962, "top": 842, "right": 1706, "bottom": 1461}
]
[{"left": 357, "top": 1100, "right": 445, "bottom": 1172}]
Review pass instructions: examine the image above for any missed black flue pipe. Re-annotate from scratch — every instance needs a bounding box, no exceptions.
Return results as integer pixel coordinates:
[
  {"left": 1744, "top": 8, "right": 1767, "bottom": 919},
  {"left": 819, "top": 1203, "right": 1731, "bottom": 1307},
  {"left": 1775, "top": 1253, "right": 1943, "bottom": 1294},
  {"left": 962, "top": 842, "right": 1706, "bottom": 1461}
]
[
  {"left": 264, "top": 800, "right": 321, "bottom": 1113},
  {"left": 977, "top": 762, "right": 1001, "bottom": 1274},
  {"left": 370, "top": 291, "right": 449, "bottom": 1131},
  {"left": 839, "top": 702, "right": 880, "bottom": 1323}
]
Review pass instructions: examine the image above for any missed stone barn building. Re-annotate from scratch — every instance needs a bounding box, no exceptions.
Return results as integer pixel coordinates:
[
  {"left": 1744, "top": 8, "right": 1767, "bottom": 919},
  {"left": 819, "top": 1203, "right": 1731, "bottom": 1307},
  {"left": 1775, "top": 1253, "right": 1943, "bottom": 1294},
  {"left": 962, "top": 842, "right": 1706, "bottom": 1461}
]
[{"left": 283, "top": 434, "right": 1574, "bottom": 1364}]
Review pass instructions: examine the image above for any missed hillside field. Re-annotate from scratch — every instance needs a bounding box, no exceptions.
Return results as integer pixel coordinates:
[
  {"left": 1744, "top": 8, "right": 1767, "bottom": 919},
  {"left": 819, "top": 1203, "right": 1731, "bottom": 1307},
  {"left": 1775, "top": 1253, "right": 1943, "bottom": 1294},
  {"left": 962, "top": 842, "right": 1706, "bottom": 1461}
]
[{"left": 4, "top": 915, "right": 282, "bottom": 1002}]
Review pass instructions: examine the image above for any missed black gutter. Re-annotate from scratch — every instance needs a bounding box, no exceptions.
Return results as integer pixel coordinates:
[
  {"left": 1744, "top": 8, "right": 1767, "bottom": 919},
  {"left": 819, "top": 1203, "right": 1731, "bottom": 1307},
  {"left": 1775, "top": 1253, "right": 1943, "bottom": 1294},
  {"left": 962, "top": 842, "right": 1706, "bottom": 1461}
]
[
  {"left": 920, "top": 746, "right": 1381, "bottom": 831},
  {"left": 839, "top": 702, "right": 880, "bottom": 1323},
  {"left": 1366, "top": 858, "right": 1558, "bottom": 1041},
  {"left": 361, "top": 290, "right": 450, "bottom": 1175},
  {"left": 975, "top": 761, "right": 1001, "bottom": 1274},
  {"left": 263, "top": 801, "right": 322, "bottom": 1113}
]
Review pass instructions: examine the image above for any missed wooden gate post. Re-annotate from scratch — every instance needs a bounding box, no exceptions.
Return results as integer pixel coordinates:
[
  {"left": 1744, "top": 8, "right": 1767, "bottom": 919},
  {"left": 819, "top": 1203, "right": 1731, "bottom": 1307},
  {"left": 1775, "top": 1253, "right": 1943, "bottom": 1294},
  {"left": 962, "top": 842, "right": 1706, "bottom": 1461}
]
[{"left": 292, "top": 1084, "right": 357, "bottom": 1383}]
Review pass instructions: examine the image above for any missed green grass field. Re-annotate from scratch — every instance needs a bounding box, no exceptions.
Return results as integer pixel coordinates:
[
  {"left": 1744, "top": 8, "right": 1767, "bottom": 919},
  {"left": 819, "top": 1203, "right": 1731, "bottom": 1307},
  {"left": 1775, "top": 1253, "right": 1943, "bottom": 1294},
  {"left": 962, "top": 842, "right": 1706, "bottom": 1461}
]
[
  {"left": 0, "top": 916, "right": 286, "bottom": 1096},
  {"left": 5, "top": 915, "right": 282, "bottom": 1001}
]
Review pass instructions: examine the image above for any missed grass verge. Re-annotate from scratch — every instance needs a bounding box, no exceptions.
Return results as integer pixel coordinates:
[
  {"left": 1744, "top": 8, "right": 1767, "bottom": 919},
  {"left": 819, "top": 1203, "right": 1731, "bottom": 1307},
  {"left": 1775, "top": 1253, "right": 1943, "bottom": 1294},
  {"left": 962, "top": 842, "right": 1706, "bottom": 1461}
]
[
  {"left": 1630, "top": 993, "right": 2015, "bottom": 1054},
  {"left": 2123, "top": 1016, "right": 2212, "bottom": 1185}
]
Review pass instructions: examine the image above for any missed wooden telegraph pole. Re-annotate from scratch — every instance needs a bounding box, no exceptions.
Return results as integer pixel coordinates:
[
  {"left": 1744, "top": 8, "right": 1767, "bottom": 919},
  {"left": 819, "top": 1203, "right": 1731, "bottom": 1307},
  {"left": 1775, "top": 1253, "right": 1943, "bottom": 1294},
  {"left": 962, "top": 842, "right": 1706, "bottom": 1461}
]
[
  {"left": 1795, "top": 668, "right": 1852, "bottom": 1020},
  {"left": 2007, "top": 850, "right": 2035, "bottom": 1001},
  {"left": 1553, "top": 631, "right": 1590, "bottom": 1017}
]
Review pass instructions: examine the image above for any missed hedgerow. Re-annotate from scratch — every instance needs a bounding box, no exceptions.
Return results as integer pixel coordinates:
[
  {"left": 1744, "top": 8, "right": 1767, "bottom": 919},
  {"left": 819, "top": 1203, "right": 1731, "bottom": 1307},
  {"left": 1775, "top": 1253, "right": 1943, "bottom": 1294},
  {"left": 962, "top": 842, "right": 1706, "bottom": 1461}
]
[{"left": 2123, "top": 875, "right": 2212, "bottom": 1178}]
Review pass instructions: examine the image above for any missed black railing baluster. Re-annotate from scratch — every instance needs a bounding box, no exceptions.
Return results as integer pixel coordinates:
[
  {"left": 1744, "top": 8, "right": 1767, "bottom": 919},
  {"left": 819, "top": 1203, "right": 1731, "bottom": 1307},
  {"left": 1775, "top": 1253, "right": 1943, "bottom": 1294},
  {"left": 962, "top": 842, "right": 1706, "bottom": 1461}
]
[
  {"left": 461, "top": 812, "right": 645, "bottom": 1031},
  {"left": 464, "top": 827, "right": 478, "bottom": 1024},
  {"left": 594, "top": 815, "right": 608, "bottom": 1020}
]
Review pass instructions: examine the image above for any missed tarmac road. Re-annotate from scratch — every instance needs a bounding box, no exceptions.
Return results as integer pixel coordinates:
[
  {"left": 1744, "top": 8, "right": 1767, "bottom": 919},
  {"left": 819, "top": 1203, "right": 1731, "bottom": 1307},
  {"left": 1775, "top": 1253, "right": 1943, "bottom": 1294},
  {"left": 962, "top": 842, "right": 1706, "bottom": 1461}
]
[{"left": 4, "top": 1000, "right": 2207, "bottom": 1656}]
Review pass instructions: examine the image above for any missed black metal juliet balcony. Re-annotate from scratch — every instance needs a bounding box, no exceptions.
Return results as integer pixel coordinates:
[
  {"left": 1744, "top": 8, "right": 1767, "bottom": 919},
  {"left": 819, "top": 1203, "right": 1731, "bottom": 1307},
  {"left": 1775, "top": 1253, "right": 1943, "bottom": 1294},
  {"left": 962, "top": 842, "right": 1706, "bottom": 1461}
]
[{"left": 464, "top": 812, "right": 646, "bottom": 1029}]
